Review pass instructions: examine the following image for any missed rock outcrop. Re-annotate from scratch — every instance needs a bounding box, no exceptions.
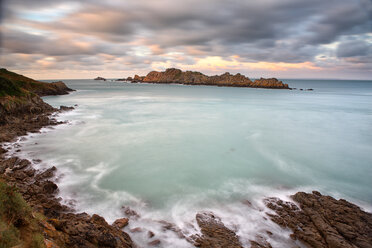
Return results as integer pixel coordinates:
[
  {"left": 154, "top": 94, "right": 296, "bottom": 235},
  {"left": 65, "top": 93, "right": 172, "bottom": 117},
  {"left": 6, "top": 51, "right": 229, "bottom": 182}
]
[
  {"left": 127, "top": 68, "right": 289, "bottom": 89},
  {"left": 191, "top": 212, "right": 243, "bottom": 248},
  {"left": 265, "top": 191, "right": 372, "bottom": 248},
  {"left": 94, "top": 76, "right": 106, "bottom": 81},
  {"left": 0, "top": 156, "right": 133, "bottom": 248}
]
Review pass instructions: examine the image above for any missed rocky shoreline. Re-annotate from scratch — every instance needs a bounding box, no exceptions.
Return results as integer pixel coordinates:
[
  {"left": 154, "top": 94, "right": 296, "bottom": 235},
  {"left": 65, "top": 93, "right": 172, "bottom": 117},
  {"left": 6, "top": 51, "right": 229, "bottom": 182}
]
[
  {"left": 0, "top": 69, "right": 133, "bottom": 247},
  {"left": 118, "top": 68, "right": 290, "bottom": 89},
  {"left": 1, "top": 69, "right": 372, "bottom": 248}
]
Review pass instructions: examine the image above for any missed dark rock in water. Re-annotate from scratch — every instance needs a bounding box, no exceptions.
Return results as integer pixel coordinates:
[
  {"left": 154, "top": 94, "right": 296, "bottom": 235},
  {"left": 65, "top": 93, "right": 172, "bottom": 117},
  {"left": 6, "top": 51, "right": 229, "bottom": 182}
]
[
  {"left": 36, "top": 166, "right": 56, "bottom": 180},
  {"left": 148, "top": 239, "right": 161, "bottom": 246},
  {"left": 148, "top": 230, "right": 155, "bottom": 238},
  {"left": 307, "top": 88, "right": 314, "bottom": 91},
  {"left": 130, "top": 227, "right": 143, "bottom": 233},
  {"left": 250, "top": 237, "right": 273, "bottom": 248},
  {"left": 265, "top": 191, "right": 372, "bottom": 248},
  {"left": 121, "top": 205, "right": 140, "bottom": 218},
  {"left": 113, "top": 218, "right": 129, "bottom": 229},
  {"left": 157, "top": 220, "right": 185, "bottom": 238},
  {"left": 59, "top": 105, "right": 74, "bottom": 111},
  {"left": 94, "top": 76, "right": 106, "bottom": 81},
  {"left": 191, "top": 212, "right": 243, "bottom": 248}
]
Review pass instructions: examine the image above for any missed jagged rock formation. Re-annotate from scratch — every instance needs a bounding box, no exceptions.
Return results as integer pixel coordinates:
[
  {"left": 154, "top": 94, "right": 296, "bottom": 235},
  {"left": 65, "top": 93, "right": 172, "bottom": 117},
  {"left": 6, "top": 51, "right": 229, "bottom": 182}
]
[
  {"left": 265, "top": 191, "right": 372, "bottom": 248},
  {"left": 127, "top": 68, "right": 289, "bottom": 89},
  {"left": 191, "top": 212, "right": 243, "bottom": 248},
  {"left": 0, "top": 157, "right": 133, "bottom": 248}
]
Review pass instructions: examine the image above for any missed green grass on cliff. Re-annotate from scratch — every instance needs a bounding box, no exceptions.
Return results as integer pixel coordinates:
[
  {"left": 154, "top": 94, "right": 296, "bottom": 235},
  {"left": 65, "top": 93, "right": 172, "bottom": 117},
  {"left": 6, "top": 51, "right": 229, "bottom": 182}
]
[
  {"left": 0, "top": 68, "right": 55, "bottom": 97},
  {"left": 0, "top": 77, "right": 27, "bottom": 97},
  {"left": 0, "top": 180, "right": 46, "bottom": 248}
]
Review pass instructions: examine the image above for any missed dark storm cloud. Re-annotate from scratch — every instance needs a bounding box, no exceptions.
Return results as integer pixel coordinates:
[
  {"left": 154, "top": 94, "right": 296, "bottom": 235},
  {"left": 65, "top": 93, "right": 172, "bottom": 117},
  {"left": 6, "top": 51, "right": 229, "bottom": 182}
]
[
  {"left": 2, "top": 29, "right": 98, "bottom": 56},
  {"left": 2, "top": 0, "right": 372, "bottom": 78},
  {"left": 337, "top": 40, "right": 370, "bottom": 58}
]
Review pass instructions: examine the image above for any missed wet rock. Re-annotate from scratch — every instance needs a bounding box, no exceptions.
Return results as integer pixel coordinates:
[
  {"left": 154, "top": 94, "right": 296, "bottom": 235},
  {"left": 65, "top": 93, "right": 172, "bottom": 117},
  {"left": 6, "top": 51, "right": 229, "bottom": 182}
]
[
  {"left": 59, "top": 105, "right": 74, "bottom": 111},
  {"left": 148, "top": 239, "right": 161, "bottom": 246},
  {"left": 113, "top": 218, "right": 129, "bottom": 229},
  {"left": 42, "top": 181, "right": 58, "bottom": 194},
  {"left": 249, "top": 235, "right": 272, "bottom": 248},
  {"left": 94, "top": 77, "right": 106, "bottom": 81},
  {"left": 148, "top": 230, "right": 155, "bottom": 238},
  {"left": 241, "top": 199, "right": 252, "bottom": 207},
  {"left": 11, "top": 158, "right": 31, "bottom": 170},
  {"left": 36, "top": 166, "right": 57, "bottom": 180},
  {"left": 191, "top": 212, "right": 243, "bottom": 248},
  {"left": 121, "top": 206, "right": 140, "bottom": 218},
  {"left": 130, "top": 227, "right": 143, "bottom": 233},
  {"left": 265, "top": 191, "right": 372, "bottom": 248}
]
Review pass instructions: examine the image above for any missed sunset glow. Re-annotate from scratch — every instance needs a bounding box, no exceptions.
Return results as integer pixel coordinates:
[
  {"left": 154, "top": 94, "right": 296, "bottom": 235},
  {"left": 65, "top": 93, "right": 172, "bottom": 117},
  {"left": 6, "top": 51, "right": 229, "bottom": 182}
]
[{"left": 1, "top": 0, "right": 371, "bottom": 79}]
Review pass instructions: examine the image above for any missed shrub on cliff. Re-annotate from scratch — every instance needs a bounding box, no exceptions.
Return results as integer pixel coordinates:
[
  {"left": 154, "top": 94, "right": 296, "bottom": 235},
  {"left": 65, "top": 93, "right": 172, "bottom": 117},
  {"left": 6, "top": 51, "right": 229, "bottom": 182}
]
[{"left": 0, "top": 180, "right": 46, "bottom": 248}]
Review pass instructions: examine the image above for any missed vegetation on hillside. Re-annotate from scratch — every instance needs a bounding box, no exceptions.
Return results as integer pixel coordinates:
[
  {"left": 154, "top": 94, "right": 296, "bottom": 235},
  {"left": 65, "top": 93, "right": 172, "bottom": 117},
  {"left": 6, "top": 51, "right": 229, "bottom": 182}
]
[
  {"left": 0, "top": 68, "right": 73, "bottom": 97},
  {"left": 0, "top": 180, "right": 46, "bottom": 248}
]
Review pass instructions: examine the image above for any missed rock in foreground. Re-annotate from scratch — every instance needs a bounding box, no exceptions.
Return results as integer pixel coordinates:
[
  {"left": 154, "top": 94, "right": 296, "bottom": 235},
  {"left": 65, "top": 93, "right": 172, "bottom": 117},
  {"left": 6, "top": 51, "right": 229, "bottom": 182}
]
[
  {"left": 127, "top": 68, "right": 290, "bottom": 89},
  {"left": 265, "top": 191, "right": 372, "bottom": 248},
  {"left": 191, "top": 212, "right": 243, "bottom": 248}
]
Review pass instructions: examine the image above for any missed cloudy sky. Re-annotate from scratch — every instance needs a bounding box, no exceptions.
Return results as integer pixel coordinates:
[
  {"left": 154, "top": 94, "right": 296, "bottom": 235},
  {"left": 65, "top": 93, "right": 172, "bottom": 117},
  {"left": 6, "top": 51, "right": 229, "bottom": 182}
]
[{"left": 1, "top": 0, "right": 371, "bottom": 79}]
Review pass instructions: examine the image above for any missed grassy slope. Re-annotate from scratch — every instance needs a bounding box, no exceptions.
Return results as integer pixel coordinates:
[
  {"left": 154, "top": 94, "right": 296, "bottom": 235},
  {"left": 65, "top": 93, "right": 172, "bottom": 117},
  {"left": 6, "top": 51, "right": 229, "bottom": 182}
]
[
  {"left": 0, "top": 180, "right": 46, "bottom": 248},
  {"left": 0, "top": 68, "right": 69, "bottom": 97}
]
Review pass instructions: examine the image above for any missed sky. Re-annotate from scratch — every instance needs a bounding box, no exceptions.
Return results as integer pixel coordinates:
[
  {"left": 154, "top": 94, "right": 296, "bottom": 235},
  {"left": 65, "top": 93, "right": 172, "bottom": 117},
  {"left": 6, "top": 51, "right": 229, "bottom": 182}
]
[{"left": 0, "top": 0, "right": 371, "bottom": 80}]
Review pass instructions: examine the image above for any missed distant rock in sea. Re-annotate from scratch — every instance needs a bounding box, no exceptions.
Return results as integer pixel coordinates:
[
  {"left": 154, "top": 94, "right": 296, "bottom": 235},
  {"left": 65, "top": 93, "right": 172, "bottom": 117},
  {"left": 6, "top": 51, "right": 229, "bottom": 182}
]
[
  {"left": 126, "top": 68, "right": 290, "bottom": 89},
  {"left": 94, "top": 76, "right": 106, "bottom": 81}
]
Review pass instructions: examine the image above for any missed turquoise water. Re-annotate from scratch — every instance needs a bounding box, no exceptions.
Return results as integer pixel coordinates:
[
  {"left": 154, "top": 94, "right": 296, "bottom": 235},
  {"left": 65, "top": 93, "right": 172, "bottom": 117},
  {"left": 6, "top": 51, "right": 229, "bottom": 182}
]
[{"left": 9, "top": 79, "right": 372, "bottom": 247}]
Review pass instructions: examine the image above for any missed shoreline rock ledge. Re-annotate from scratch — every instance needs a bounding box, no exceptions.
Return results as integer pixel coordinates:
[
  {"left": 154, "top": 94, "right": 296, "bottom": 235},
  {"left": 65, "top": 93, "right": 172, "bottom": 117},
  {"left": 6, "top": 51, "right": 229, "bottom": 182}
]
[
  {"left": 265, "top": 191, "right": 372, "bottom": 248},
  {"left": 122, "top": 68, "right": 290, "bottom": 89}
]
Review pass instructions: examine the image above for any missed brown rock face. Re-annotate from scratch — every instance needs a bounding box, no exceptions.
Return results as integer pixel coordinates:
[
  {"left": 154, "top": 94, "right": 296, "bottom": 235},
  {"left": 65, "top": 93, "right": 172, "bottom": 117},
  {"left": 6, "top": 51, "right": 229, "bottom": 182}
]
[
  {"left": 265, "top": 191, "right": 372, "bottom": 248},
  {"left": 191, "top": 212, "right": 243, "bottom": 248},
  {"left": 113, "top": 218, "right": 129, "bottom": 229},
  {"left": 251, "top": 78, "right": 289, "bottom": 89},
  {"left": 133, "top": 74, "right": 145, "bottom": 81},
  {"left": 131, "top": 68, "right": 290, "bottom": 89}
]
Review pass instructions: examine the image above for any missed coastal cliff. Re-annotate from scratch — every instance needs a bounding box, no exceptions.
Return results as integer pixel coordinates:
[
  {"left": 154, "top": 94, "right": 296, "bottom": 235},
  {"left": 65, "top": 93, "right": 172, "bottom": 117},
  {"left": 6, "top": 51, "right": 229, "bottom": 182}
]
[
  {"left": 124, "top": 68, "right": 290, "bottom": 89},
  {"left": 0, "top": 69, "right": 133, "bottom": 248}
]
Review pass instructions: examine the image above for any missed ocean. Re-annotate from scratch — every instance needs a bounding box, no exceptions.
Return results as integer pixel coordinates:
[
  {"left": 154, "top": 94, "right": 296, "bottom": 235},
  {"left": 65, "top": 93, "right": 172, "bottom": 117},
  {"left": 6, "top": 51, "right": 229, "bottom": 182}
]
[{"left": 6, "top": 79, "right": 372, "bottom": 247}]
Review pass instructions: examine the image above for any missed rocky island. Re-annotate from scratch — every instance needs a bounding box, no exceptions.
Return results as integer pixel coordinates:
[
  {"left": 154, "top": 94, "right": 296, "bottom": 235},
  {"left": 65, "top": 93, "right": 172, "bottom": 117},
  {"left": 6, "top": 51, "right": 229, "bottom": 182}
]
[
  {"left": 94, "top": 77, "right": 106, "bottom": 81},
  {"left": 1, "top": 68, "right": 371, "bottom": 248},
  {"left": 122, "top": 68, "right": 290, "bottom": 89}
]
